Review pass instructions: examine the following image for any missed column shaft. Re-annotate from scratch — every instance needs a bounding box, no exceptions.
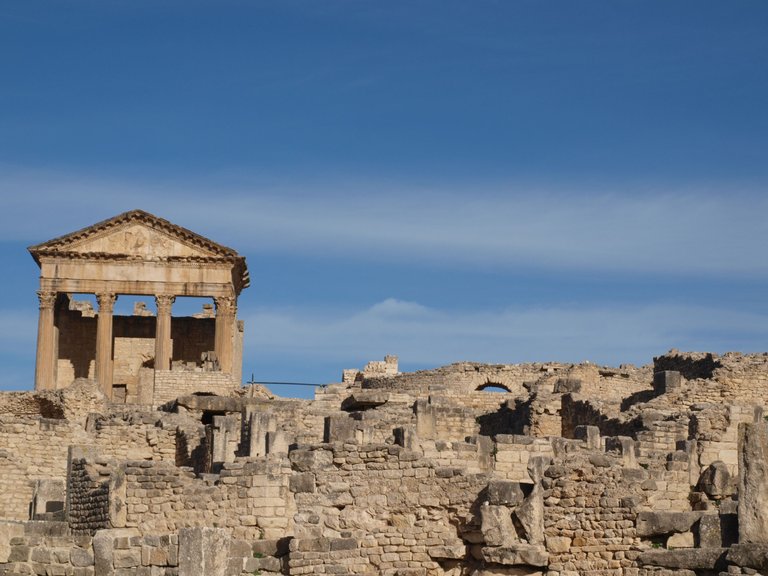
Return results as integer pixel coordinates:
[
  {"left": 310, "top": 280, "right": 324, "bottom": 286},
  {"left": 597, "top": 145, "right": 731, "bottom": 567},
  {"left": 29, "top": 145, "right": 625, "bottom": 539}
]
[
  {"left": 154, "top": 295, "right": 175, "bottom": 371},
  {"left": 214, "top": 296, "right": 236, "bottom": 374},
  {"left": 95, "top": 293, "right": 117, "bottom": 398},
  {"left": 34, "top": 291, "right": 57, "bottom": 390}
]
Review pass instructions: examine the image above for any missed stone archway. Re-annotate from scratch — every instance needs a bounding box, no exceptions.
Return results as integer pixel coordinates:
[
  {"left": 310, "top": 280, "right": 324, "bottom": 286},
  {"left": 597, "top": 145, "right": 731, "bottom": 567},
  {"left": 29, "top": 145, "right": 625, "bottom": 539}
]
[{"left": 476, "top": 381, "right": 513, "bottom": 393}]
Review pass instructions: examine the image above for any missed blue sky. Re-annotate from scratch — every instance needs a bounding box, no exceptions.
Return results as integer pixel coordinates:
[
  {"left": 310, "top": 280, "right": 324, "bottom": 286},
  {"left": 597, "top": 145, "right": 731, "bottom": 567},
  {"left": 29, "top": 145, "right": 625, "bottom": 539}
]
[{"left": 1, "top": 1, "right": 767, "bottom": 396}]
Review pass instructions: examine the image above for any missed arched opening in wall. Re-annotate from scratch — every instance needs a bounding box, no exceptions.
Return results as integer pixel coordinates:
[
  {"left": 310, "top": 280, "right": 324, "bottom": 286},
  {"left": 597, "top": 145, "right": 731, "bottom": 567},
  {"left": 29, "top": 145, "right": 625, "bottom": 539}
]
[{"left": 476, "top": 382, "right": 512, "bottom": 393}]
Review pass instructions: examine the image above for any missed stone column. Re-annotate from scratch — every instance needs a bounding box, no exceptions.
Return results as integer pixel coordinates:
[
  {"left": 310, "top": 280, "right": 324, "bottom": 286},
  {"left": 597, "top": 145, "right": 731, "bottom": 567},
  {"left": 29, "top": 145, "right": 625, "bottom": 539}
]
[
  {"left": 154, "top": 295, "right": 175, "bottom": 371},
  {"left": 214, "top": 296, "right": 236, "bottom": 374},
  {"left": 738, "top": 421, "right": 768, "bottom": 544},
  {"left": 95, "top": 292, "right": 117, "bottom": 397},
  {"left": 34, "top": 290, "right": 58, "bottom": 390}
]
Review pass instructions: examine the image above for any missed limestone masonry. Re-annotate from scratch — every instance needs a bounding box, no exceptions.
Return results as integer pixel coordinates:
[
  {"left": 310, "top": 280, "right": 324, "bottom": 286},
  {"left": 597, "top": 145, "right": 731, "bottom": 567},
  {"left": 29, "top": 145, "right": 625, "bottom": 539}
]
[{"left": 3, "top": 211, "right": 768, "bottom": 576}]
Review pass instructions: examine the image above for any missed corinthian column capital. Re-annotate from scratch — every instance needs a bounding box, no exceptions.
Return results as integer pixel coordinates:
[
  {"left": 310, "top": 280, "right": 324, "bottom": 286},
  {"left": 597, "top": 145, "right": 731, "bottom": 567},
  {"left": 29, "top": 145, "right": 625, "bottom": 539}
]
[
  {"left": 215, "top": 296, "right": 236, "bottom": 316},
  {"left": 155, "top": 294, "right": 176, "bottom": 315},
  {"left": 36, "top": 291, "right": 57, "bottom": 310},
  {"left": 96, "top": 293, "right": 117, "bottom": 314}
]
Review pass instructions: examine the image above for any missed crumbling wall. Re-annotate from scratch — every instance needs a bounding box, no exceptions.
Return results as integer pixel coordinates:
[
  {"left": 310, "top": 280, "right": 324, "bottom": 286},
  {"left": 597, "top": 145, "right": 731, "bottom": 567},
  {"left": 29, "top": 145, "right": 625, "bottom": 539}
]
[
  {"left": 288, "top": 442, "right": 489, "bottom": 575},
  {"left": 120, "top": 457, "right": 294, "bottom": 540},
  {"left": 0, "top": 522, "right": 89, "bottom": 576},
  {"left": 562, "top": 363, "right": 653, "bottom": 402},
  {"left": 68, "top": 456, "right": 111, "bottom": 535},
  {"left": 0, "top": 417, "right": 85, "bottom": 521},
  {"left": 153, "top": 371, "right": 237, "bottom": 407},
  {"left": 494, "top": 435, "right": 555, "bottom": 482},
  {"left": 0, "top": 394, "right": 64, "bottom": 419},
  {"left": 92, "top": 415, "right": 177, "bottom": 463},
  {"left": 655, "top": 351, "right": 768, "bottom": 410},
  {"left": 543, "top": 456, "right": 649, "bottom": 574},
  {"left": 362, "top": 362, "right": 543, "bottom": 396},
  {"left": 560, "top": 395, "right": 642, "bottom": 439},
  {"left": 691, "top": 403, "right": 759, "bottom": 476},
  {"left": 4, "top": 352, "right": 768, "bottom": 576},
  {"left": 0, "top": 408, "right": 179, "bottom": 523}
]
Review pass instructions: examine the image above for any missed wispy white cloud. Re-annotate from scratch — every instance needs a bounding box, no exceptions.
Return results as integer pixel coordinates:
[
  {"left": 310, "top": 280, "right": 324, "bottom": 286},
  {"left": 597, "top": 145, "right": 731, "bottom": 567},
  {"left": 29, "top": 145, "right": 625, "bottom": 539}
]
[
  {"left": 1, "top": 167, "right": 766, "bottom": 277},
  {"left": 243, "top": 298, "right": 768, "bottom": 373}
]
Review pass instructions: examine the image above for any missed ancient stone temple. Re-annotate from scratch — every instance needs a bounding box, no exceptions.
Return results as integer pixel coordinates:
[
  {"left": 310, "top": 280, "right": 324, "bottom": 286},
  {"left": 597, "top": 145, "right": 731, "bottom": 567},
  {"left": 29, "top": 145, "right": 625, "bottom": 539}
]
[{"left": 28, "top": 210, "right": 249, "bottom": 404}]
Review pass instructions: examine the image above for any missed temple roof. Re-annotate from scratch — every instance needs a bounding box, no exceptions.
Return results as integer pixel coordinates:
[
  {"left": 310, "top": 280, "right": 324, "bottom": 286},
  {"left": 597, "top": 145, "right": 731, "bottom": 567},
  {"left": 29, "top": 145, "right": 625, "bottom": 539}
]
[{"left": 29, "top": 209, "right": 250, "bottom": 289}]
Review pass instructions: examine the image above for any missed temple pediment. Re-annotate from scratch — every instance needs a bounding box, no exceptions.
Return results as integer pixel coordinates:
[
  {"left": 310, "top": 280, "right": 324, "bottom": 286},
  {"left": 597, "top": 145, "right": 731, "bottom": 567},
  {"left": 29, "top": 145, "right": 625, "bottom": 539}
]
[
  {"left": 66, "top": 222, "right": 219, "bottom": 260},
  {"left": 29, "top": 209, "right": 239, "bottom": 262}
]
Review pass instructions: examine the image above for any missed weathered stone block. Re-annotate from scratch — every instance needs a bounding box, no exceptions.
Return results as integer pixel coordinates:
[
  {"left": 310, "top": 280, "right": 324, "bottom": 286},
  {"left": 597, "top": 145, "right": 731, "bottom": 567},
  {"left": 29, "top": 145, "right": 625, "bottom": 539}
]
[
  {"left": 573, "top": 425, "right": 601, "bottom": 450},
  {"left": 178, "top": 528, "right": 230, "bottom": 576},
  {"left": 330, "top": 538, "right": 358, "bottom": 551},
  {"left": 295, "top": 537, "right": 330, "bottom": 552},
  {"left": 487, "top": 481, "right": 524, "bottom": 506},
  {"left": 553, "top": 378, "right": 582, "bottom": 394},
  {"left": 667, "top": 531, "right": 694, "bottom": 549},
  {"left": 428, "top": 541, "right": 466, "bottom": 559},
  {"left": 244, "top": 555, "right": 282, "bottom": 572},
  {"left": 697, "top": 514, "right": 722, "bottom": 548},
  {"left": 0, "top": 523, "right": 25, "bottom": 563},
  {"left": 481, "top": 544, "right": 548, "bottom": 567},
  {"left": 514, "top": 491, "right": 544, "bottom": 545},
  {"left": 545, "top": 536, "right": 571, "bottom": 553},
  {"left": 637, "top": 548, "right": 726, "bottom": 570},
  {"left": 739, "top": 422, "right": 768, "bottom": 544},
  {"left": 654, "top": 371, "right": 682, "bottom": 394},
  {"left": 527, "top": 456, "right": 551, "bottom": 483},
  {"left": 289, "top": 472, "right": 316, "bottom": 493},
  {"left": 8, "top": 544, "right": 30, "bottom": 563},
  {"left": 289, "top": 448, "right": 334, "bottom": 472},
  {"left": 636, "top": 512, "right": 702, "bottom": 537},
  {"left": 70, "top": 546, "right": 94, "bottom": 567},
  {"left": 324, "top": 415, "right": 358, "bottom": 443},
  {"left": 481, "top": 504, "right": 516, "bottom": 547},
  {"left": 589, "top": 454, "right": 612, "bottom": 468},
  {"left": 726, "top": 543, "right": 768, "bottom": 571},
  {"left": 114, "top": 548, "right": 141, "bottom": 568},
  {"left": 252, "top": 538, "right": 290, "bottom": 558},
  {"left": 93, "top": 528, "right": 140, "bottom": 576}
]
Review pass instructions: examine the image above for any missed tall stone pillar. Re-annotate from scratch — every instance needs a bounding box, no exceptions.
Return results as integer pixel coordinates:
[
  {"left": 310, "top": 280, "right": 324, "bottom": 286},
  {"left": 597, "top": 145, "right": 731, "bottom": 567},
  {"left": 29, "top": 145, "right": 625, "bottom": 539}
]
[
  {"left": 154, "top": 295, "right": 175, "bottom": 371},
  {"left": 95, "top": 292, "right": 117, "bottom": 398},
  {"left": 34, "top": 290, "right": 58, "bottom": 390},
  {"left": 214, "top": 296, "right": 236, "bottom": 374},
  {"left": 738, "top": 421, "right": 768, "bottom": 544}
]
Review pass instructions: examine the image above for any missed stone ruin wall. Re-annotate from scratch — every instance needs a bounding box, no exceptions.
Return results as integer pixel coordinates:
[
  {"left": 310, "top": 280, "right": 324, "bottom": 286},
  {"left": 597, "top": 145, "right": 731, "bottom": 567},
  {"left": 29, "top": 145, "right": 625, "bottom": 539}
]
[
  {"left": 4, "top": 351, "right": 768, "bottom": 576},
  {"left": 655, "top": 351, "right": 768, "bottom": 410},
  {"left": 153, "top": 371, "right": 238, "bottom": 407},
  {"left": 0, "top": 383, "right": 191, "bottom": 524}
]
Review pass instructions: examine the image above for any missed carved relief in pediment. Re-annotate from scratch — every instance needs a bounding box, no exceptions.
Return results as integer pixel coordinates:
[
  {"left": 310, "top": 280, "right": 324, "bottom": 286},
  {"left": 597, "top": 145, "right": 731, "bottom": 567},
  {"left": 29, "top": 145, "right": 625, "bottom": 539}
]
[{"left": 69, "top": 224, "right": 217, "bottom": 259}]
